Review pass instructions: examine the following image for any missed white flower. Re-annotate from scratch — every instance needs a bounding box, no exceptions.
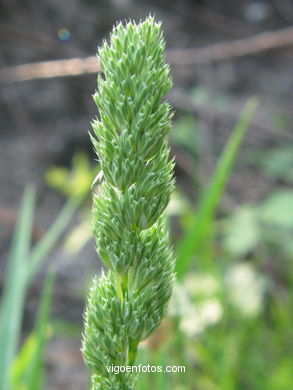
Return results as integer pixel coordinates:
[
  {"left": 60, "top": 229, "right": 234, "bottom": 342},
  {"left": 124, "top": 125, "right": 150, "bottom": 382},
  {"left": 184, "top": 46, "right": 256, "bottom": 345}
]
[
  {"left": 225, "top": 263, "right": 265, "bottom": 316},
  {"left": 170, "top": 276, "right": 223, "bottom": 337},
  {"left": 179, "top": 299, "right": 223, "bottom": 337},
  {"left": 184, "top": 273, "right": 219, "bottom": 297},
  {"left": 198, "top": 299, "right": 223, "bottom": 325}
]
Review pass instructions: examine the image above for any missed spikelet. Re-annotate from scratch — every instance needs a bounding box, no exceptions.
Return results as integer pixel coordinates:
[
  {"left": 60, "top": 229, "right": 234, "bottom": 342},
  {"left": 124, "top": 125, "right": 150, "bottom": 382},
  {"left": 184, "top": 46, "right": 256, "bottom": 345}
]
[{"left": 82, "top": 16, "right": 175, "bottom": 390}]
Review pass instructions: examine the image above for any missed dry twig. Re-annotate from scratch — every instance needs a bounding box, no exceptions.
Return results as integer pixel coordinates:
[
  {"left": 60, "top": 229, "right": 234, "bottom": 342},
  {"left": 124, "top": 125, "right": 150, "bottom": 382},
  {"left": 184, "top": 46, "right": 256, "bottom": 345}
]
[
  {"left": 1, "top": 26, "right": 293, "bottom": 84},
  {"left": 167, "top": 25, "right": 293, "bottom": 65}
]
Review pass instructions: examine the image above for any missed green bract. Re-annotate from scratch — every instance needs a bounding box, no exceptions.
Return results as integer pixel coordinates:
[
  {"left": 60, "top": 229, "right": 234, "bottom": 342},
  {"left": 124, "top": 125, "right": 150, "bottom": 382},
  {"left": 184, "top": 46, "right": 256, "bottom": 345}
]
[{"left": 82, "top": 16, "right": 175, "bottom": 390}]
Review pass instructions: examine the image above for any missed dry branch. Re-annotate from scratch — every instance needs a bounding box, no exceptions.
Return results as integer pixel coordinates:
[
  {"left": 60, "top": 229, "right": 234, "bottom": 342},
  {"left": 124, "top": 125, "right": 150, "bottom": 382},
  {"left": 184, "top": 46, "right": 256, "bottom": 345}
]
[
  {"left": 0, "top": 26, "right": 293, "bottom": 84},
  {"left": 0, "top": 56, "right": 101, "bottom": 83},
  {"left": 167, "top": 25, "right": 293, "bottom": 65}
]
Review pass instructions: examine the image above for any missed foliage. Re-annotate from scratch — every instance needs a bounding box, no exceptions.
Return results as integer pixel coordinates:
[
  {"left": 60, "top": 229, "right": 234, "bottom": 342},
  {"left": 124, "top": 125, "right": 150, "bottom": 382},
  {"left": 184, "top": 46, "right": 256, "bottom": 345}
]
[
  {"left": 0, "top": 187, "right": 78, "bottom": 390},
  {"left": 256, "top": 146, "right": 293, "bottom": 183},
  {"left": 11, "top": 271, "right": 55, "bottom": 390},
  {"left": 175, "top": 98, "right": 257, "bottom": 278},
  {"left": 0, "top": 187, "right": 35, "bottom": 390},
  {"left": 45, "top": 151, "right": 96, "bottom": 254},
  {"left": 45, "top": 151, "right": 97, "bottom": 199},
  {"left": 1, "top": 16, "right": 293, "bottom": 390},
  {"left": 133, "top": 106, "right": 293, "bottom": 390},
  {"left": 222, "top": 189, "right": 293, "bottom": 257},
  {"left": 81, "top": 16, "right": 175, "bottom": 390}
]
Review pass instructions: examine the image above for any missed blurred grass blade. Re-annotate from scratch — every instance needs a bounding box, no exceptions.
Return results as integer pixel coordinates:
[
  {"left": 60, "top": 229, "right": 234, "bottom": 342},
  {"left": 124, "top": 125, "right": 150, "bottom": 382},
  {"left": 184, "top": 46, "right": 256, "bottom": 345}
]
[
  {"left": 10, "top": 333, "right": 36, "bottom": 390},
  {"left": 11, "top": 269, "right": 55, "bottom": 390},
  {"left": 25, "top": 196, "right": 82, "bottom": 286},
  {"left": 0, "top": 187, "right": 35, "bottom": 390},
  {"left": 175, "top": 98, "right": 258, "bottom": 278}
]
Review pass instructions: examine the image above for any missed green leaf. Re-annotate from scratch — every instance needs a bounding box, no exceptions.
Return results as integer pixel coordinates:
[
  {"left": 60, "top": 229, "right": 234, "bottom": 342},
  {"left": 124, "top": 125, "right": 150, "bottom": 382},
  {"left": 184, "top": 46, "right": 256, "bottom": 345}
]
[
  {"left": 63, "top": 218, "right": 91, "bottom": 255},
  {"left": 0, "top": 187, "right": 35, "bottom": 390},
  {"left": 45, "top": 151, "right": 96, "bottom": 198},
  {"left": 269, "top": 359, "right": 293, "bottom": 390},
  {"left": 175, "top": 98, "right": 258, "bottom": 278},
  {"left": 25, "top": 197, "right": 81, "bottom": 287},
  {"left": 11, "top": 333, "right": 36, "bottom": 390},
  {"left": 26, "top": 270, "right": 55, "bottom": 390},
  {"left": 223, "top": 206, "right": 261, "bottom": 256},
  {"left": 259, "top": 146, "right": 293, "bottom": 183},
  {"left": 259, "top": 190, "right": 293, "bottom": 228},
  {"left": 11, "top": 270, "right": 55, "bottom": 390},
  {"left": 0, "top": 186, "right": 79, "bottom": 390}
]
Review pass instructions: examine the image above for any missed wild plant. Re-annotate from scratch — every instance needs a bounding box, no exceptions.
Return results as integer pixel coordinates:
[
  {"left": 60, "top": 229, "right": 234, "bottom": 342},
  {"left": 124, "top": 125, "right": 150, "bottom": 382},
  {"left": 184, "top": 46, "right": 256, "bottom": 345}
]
[{"left": 81, "top": 16, "right": 175, "bottom": 390}]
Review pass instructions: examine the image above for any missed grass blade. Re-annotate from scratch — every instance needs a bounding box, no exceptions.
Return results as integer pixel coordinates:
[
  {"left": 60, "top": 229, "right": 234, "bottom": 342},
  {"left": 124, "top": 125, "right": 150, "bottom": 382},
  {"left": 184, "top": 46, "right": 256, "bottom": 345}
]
[
  {"left": 175, "top": 98, "right": 258, "bottom": 278},
  {"left": 24, "top": 269, "right": 55, "bottom": 390},
  {"left": 10, "top": 334, "right": 36, "bottom": 389},
  {"left": 11, "top": 269, "right": 55, "bottom": 390},
  {"left": 0, "top": 187, "right": 35, "bottom": 390},
  {"left": 25, "top": 196, "right": 82, "bottom": 286}
]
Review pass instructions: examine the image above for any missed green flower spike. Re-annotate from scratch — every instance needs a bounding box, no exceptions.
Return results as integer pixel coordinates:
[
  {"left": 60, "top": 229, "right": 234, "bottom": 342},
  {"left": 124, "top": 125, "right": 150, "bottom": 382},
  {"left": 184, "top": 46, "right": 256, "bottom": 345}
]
[{"left": 82, "top": 16, "right": 175, "bottom": 390}]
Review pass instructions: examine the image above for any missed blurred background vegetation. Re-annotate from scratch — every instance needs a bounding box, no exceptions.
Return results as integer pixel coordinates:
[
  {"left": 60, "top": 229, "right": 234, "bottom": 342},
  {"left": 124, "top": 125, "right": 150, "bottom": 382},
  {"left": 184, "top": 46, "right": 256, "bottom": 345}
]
[{"left": 0, "top": 1, "right": 293, "bottom": 389}]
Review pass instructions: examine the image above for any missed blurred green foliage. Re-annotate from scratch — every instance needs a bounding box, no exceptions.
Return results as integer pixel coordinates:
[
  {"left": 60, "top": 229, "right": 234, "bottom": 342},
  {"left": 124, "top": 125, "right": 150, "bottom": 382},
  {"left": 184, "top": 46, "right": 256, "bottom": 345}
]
[
  {"left": 175, "top": 99, "right": 258, "bottom": 278},
  {"left": 1, "top": 99, "right": 293, "bottom": 389},
  {"left": 45, "top": 151, "right": 97, "bottom": 198},
  {"left": 135, "top": 100, "right": 293, "bottom": 390},
  {"left": 45, "top": 151, "right": 97, "bottom": 254},
  {"left": 0, "top": 188, "right": 79, "bottom": 390},
  {"left": 256, "top": 146, "right": 293, "bottom": 183}
]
